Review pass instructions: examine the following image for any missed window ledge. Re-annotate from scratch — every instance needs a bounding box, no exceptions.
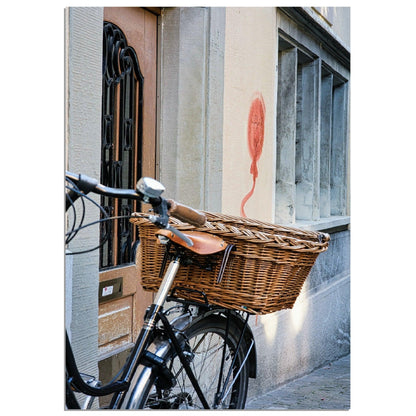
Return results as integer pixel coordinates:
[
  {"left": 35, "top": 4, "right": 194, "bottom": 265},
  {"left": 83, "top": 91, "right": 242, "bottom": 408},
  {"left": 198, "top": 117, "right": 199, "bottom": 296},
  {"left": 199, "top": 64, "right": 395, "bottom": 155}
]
[{"left": 288, "top": 215, "right": 350, "bottom": 233}]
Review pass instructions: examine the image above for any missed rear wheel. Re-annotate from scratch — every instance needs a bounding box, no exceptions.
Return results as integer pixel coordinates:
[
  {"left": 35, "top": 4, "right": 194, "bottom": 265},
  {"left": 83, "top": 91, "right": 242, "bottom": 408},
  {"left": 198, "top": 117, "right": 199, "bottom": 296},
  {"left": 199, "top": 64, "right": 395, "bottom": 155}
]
[{"left": 133, "top": 314, "right": 249, "bottom": 409}]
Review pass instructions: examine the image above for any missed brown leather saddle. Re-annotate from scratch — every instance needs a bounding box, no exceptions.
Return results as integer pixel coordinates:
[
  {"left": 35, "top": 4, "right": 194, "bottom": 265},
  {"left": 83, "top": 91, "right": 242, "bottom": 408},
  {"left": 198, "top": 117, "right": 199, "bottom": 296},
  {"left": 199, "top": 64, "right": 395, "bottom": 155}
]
[{"left": 155, "top": 229, "right": 228, "bottom": 255}]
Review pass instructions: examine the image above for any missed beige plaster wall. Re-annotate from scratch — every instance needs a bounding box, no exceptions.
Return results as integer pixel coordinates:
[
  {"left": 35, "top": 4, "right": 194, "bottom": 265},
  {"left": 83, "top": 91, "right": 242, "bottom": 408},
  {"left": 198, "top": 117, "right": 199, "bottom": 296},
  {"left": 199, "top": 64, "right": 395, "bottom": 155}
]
[{"left": 222, "top": 8, "right": 277, "bottom": 222}]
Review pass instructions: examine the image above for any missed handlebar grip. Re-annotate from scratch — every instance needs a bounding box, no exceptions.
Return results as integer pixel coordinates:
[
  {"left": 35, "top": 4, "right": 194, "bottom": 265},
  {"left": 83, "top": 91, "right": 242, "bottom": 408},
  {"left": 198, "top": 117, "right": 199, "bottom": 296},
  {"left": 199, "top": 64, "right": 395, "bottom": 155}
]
[{"left": 167, "top": 199, "right": 206, "bottom": 227}]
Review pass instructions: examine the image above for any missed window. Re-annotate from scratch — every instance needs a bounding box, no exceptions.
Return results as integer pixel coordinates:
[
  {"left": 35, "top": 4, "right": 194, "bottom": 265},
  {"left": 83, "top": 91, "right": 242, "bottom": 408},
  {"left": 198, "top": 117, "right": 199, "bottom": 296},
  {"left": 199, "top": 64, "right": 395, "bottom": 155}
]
[
  {"left": 100, "top": 22, "right": 144, "bottom": 269},
  {"left": 275, "top": 32, "right": 349, "bottom": 226}
]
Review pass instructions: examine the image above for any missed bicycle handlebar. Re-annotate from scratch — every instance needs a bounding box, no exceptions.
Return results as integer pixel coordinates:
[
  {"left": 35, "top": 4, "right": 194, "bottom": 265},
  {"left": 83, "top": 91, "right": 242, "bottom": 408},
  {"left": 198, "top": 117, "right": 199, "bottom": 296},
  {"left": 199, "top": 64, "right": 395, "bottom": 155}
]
[
  {"left": 66, "top": 171, "right": 147, "bottom": 201},
  {"left": 167, "top": 199, "right": 206, "bottom": 227},
  {"left": 65, "top": 171, "right": 206, "bottom": 229}
]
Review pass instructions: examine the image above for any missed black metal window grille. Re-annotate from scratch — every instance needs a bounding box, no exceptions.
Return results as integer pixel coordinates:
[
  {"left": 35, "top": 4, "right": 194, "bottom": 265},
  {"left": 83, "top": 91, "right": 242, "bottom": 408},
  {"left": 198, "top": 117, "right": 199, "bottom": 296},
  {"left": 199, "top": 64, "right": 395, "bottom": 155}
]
[{"left": 100, "top": 21, "right": 144, "bottom": 269}]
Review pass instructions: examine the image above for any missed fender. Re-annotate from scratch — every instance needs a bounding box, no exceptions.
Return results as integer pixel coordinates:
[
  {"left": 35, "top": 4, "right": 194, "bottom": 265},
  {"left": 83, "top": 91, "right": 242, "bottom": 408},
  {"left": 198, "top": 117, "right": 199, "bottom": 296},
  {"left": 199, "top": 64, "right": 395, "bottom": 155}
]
[{"left": 187, "top": 308, "right": 257, "bottom": 379}]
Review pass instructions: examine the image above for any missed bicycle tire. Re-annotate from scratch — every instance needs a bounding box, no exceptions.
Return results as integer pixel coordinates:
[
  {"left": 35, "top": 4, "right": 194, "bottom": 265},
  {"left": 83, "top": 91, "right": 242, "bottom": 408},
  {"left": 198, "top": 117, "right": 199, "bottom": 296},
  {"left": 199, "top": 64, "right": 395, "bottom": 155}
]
[{"left": 129, "top": 314, "right": 250, "bottom": 409}]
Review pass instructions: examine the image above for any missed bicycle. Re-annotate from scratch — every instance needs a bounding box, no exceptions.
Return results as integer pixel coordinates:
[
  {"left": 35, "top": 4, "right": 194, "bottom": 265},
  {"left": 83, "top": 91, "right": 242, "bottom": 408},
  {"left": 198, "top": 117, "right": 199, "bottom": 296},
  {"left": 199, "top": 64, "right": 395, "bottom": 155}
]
[{"left": 65, "top": 171, "right": 257, "bottom": 409}]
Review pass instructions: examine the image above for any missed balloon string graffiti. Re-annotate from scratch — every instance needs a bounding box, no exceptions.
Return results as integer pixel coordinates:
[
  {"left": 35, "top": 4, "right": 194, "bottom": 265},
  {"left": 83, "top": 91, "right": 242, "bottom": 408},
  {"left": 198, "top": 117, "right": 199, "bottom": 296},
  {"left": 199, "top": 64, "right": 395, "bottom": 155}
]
[{"left": 240, "top": 92, "right": 266, "bottom": 217}]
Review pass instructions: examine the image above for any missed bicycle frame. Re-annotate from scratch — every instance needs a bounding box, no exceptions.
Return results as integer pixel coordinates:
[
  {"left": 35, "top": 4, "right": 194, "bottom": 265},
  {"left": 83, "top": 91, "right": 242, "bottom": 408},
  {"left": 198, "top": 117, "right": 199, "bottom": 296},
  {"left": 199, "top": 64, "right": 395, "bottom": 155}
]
[
  {"left": 65, "top": 172, "right": 256, "bottom": 409},
  {"left": 67, "top": 253, "right": 255, "bottom": 409},
  {"left": 115, "top": 242, "right": 257, "bottom": 409}
]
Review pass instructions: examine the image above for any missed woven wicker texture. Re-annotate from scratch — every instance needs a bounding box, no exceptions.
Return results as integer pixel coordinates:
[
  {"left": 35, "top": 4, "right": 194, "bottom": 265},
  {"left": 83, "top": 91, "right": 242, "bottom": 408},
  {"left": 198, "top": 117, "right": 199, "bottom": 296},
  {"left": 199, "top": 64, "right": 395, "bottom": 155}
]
[{"left": 130, "top": 212, "right": 330, "bottom": 315}]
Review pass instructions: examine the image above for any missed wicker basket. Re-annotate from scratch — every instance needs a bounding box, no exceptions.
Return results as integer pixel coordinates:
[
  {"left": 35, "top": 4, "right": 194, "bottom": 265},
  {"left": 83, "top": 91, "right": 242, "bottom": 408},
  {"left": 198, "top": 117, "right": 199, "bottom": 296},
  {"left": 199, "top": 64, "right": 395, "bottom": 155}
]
[{"left": 130, "top": 212, "right": 330, "bottom": 315}]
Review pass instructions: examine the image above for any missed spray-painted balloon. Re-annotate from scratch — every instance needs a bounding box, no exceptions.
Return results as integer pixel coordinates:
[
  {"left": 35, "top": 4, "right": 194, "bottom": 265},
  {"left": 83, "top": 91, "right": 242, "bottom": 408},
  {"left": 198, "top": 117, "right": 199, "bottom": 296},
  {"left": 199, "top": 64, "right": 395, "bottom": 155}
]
[{"left": 241, "top": 92, "right": 265, "bottom": 217}]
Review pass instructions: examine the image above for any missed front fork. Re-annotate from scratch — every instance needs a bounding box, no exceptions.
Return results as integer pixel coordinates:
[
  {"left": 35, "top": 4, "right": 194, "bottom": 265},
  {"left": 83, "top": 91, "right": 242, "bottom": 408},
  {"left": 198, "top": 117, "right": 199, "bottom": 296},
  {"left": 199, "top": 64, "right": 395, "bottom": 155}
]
[
  {"left": 112, "top": 257, "right": 181, "bottom": 409},
  {"left": 117, "top": 254, "right": 210, "bottom": 409}
]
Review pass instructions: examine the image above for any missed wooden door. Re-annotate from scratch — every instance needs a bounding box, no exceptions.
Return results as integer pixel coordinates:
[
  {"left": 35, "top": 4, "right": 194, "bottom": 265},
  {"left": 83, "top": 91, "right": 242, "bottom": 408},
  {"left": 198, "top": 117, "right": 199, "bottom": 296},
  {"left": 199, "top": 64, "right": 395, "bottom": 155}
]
[{"left": 98, "top": 7, "right": 158, "bottom": 359}]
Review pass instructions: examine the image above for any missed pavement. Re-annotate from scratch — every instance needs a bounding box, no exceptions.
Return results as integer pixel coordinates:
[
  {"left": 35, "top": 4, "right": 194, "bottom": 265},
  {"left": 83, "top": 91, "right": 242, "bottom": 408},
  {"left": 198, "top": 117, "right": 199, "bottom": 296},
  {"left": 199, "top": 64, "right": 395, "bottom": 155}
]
[{"left": 245, "top": 354, "right": 350, "bottom": 410}]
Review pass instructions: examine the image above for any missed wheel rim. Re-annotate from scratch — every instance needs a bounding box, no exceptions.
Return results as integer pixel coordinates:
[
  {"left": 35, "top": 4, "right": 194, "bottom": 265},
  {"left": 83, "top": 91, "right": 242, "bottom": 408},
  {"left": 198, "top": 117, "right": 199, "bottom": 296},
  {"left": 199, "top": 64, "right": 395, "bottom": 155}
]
[{"left": 143, "top": 327, "right": 244, "bottom": 409}]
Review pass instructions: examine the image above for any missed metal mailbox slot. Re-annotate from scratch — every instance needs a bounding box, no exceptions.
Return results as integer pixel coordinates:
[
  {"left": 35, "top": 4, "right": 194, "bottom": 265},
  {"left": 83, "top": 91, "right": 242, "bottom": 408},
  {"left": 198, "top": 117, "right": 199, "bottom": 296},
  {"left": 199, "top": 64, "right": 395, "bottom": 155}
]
[{"left": 99, "top": 277, "right": 123, "bottom": 303}]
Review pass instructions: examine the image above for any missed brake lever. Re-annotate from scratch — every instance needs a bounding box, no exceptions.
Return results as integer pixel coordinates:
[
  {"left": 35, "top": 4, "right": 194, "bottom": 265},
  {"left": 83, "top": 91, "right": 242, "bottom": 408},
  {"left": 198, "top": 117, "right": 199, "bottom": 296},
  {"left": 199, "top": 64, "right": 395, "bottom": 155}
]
[{"left": 147, "top": 215, "right": 193, "bottom": 247}]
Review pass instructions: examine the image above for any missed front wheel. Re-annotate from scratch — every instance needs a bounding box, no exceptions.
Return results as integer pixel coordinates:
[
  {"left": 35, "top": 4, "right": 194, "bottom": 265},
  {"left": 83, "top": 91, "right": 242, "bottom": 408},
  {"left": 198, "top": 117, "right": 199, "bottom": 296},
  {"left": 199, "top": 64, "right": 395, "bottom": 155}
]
[{"left": 132, "top": 314, "right": 250, "bottom": 409}]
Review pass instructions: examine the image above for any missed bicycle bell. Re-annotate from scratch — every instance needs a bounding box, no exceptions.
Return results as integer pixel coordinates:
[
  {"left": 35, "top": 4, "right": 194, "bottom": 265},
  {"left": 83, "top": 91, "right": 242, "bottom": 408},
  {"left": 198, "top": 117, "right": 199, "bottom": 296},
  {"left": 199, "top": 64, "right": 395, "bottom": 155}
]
[{"left": 136, "top": 177, "right": 165, "bottom": 201}]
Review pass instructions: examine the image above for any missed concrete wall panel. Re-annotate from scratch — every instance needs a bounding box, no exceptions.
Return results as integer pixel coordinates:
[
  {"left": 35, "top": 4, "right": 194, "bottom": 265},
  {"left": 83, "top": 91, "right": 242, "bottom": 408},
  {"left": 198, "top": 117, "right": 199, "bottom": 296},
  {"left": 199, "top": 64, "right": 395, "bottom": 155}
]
[{"left": 65, "top": 6, "right": 103, "bottom": 380}]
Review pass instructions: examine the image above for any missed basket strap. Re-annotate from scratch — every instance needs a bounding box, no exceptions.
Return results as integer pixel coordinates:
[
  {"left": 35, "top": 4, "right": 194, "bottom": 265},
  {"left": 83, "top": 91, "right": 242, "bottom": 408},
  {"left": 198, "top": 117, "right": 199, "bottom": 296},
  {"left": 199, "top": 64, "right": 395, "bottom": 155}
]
[{"left": 216, "top": 244, "right": 235, "bottom": 283}]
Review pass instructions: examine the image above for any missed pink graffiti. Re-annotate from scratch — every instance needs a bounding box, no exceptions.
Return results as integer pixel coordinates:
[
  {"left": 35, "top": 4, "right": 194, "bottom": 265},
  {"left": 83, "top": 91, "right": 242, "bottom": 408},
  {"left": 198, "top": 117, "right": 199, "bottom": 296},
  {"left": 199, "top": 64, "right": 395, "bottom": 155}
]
[{"left": 240, "top": 92, "right": 266, "bottom": 217}]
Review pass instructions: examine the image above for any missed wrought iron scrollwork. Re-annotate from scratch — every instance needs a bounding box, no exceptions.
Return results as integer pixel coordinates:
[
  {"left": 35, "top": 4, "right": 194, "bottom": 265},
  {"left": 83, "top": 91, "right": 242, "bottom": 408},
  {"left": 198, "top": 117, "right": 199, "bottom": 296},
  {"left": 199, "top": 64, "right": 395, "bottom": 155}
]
[
  {"left": 102, "top": 23, "right": 144, "bottom": 87},
  {"left": 100, "top": 22, "right": 144, "bottom": 269}
]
